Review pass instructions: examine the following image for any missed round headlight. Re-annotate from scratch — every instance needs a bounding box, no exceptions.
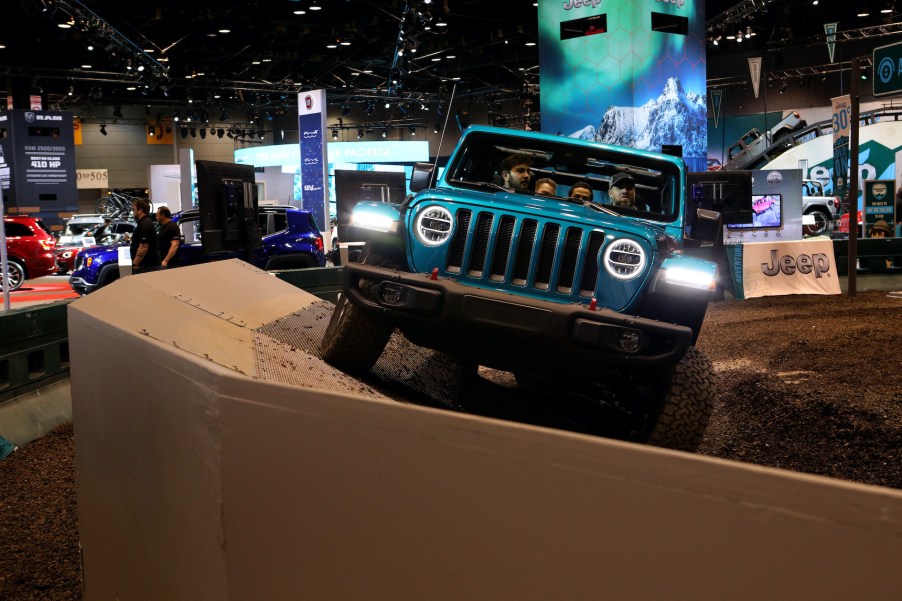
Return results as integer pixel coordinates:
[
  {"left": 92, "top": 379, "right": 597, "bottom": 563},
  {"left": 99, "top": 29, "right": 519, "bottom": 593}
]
[
  {"left": 414, "top": 205, "right": 454, "bottom": 246},
  {"left": 603, "top": 238, "right": 646, "bottom": 280}
]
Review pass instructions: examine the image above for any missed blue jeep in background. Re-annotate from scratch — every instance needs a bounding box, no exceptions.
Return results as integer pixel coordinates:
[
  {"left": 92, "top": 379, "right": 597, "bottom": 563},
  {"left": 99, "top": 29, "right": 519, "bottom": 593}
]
[
  {"left": 321, "top": 125, "right": 723, "bottom": 451},
  {"left": 69, "top": 205, "right": 325, "bottom": 295}
]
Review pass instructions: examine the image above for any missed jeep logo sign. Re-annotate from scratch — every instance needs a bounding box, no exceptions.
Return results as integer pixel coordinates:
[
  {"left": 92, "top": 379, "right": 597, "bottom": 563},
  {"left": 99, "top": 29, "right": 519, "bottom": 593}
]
[{"left": 761, "top": 250, "right": 830, "bottom": 278}]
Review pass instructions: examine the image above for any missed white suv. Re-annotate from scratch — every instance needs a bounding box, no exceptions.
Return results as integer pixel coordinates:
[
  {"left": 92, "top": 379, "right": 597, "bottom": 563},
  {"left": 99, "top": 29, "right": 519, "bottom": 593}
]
[{"left": 802, "top": 179, "right": 840, "bottom": 237}]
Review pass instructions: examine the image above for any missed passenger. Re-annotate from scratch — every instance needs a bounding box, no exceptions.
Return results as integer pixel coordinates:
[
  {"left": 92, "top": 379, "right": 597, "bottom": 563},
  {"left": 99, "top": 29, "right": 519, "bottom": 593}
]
[
  {"left": 568, "top": 180, "right": 593, "bottom": 202},
  {"left": 534, "top": 178, "right": 557, "bottom": 196},
  {"left": 156, "top": 206, "right": 181, "bottom": 269},
  {"left": 609, "top": 172, "right": 646, "bottom": 210},
  {"left": 499, "top": 153, "right": 533, "bottom": 191}
]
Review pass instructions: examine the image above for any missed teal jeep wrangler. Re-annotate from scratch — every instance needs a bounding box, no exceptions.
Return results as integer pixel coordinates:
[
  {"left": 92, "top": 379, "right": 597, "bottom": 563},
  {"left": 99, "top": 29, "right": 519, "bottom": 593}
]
[{"left": 321, "top": 125, "right": 722, "bottom": 451}]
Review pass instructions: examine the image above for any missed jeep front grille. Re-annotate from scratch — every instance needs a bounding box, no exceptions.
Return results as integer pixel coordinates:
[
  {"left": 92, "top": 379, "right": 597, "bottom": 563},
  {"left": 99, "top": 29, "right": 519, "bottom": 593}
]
[{"left": 445, "top": 209, "right": 607, "bottom": 298}]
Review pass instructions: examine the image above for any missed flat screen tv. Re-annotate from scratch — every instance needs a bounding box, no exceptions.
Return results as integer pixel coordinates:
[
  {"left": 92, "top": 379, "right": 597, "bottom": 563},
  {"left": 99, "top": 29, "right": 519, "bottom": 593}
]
[
  {"left": 726, "top": 193, "right": 782, "bottom": 230},
  {"left": 195, "top": 160, "right": 262, "bottom": 255}
]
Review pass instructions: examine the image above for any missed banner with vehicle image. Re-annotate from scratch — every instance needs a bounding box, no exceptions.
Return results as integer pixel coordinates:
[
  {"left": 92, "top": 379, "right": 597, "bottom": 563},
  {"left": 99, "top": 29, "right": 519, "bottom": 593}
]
[{"left": 732, "top": 239, "right": 840, "bottom": 299}]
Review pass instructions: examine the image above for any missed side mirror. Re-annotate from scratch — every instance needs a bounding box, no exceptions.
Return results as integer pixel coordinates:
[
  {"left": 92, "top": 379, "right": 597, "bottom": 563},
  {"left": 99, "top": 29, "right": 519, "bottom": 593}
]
[
  {"left": 409, "top": 162, "right": 435, "bottom": 192},
  {"left": 690, "top": 208, "right": 723, "bottom": 243}
]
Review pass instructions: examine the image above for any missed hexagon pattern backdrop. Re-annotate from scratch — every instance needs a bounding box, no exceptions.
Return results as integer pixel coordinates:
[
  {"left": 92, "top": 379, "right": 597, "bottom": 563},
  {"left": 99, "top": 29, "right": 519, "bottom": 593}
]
[{"left": 539, "top": 0, "right": 708, "bottom": 171}]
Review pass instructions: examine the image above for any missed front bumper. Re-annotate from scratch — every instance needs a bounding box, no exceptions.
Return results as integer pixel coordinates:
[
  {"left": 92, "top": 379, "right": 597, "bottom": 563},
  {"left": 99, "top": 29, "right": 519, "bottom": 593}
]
[
  {"left": 68, "top": 275, "right": 97, "bottom": 296},
  {"left": 344, "top": 263, "right": 692, "bottom": 372}
]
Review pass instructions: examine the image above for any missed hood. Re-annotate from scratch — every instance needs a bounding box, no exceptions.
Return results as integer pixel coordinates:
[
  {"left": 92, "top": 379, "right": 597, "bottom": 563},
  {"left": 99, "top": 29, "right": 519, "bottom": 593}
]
[{"left": 410, "top": 187, "right": 667, "bottom": 243}]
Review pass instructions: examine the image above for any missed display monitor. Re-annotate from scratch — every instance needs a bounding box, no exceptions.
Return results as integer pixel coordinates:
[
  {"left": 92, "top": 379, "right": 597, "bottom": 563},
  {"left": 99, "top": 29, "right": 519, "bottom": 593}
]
[
  {"left": 195, "top": 160, "right": 262, "bottom": 256},
  {"left": 727, "top": 193, "right": 783, "bottom": 229}
]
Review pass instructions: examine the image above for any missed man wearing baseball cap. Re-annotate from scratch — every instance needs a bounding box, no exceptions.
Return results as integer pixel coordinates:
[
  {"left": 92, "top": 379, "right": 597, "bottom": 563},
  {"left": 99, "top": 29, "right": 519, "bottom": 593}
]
[{"left": 609, "top": 172, "right": 645, "bottom": 210}]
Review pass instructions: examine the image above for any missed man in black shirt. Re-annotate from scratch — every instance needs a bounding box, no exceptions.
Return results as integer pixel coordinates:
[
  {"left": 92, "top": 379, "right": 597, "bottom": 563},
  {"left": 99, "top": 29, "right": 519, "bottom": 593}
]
[
  {"left": 130, "top": 198, "right": 161, "bottom": 273},
  {"left": 156, "top": 206, "right": 181, "bottom": 269}
]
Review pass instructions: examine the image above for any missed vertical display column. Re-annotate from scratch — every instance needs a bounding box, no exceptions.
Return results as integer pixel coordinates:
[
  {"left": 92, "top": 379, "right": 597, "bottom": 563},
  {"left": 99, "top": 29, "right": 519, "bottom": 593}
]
[{"left": 297, "top": 90, "right": 330, "bottom": 232}]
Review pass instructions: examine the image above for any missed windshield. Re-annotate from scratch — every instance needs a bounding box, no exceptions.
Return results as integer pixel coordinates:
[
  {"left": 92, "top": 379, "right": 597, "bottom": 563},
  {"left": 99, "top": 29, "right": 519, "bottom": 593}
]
[
  {"left": 64, "top": 222, "right": 101, "bottom": 236},
  {"left": 443, "top": 131, "right": 683, "bottom": 223}
]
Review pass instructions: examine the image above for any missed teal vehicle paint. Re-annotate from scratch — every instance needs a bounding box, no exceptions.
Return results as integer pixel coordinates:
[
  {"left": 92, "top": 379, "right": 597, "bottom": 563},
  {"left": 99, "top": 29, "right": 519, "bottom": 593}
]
[{"left": 322, "top": 125, "right": 724, "bottom": 451}]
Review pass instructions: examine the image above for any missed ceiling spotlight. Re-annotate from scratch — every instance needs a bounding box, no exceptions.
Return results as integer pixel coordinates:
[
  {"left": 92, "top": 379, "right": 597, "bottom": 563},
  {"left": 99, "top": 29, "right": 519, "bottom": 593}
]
[
  {"left": 99, "top": 123, "right": 108, "bottom": 136},
  {"left": 189, "top": 127, "right": 197, "bottom": 138},
  {"left": 779, "top": 81, "right": 789, "bottom": 93},
  {"left": 180, "top": 126, "right": 188, "bottom": 139},
  {"left": 200, "top": 128, "right": 207, "bottom": 139},
  {"left": 147, "top": 125, "right": 155, "bottom": 137},
  {"left": 216, "top": 128, "right": 224, "bottom": 139},
  {"left": 409, "top": 126, "right": 416, "bottom": 136},
  {"left": 385, "top": 102, "right": 391, "bottom": 109},
  {"left": 357, "top": 128, "right": 364, "bottom": 139},
  {"left": 332, "top": 129, "right": 338, "bottom": 140},
  {"left": 382, "top": 130, "right": 387, "bottom": 138}
]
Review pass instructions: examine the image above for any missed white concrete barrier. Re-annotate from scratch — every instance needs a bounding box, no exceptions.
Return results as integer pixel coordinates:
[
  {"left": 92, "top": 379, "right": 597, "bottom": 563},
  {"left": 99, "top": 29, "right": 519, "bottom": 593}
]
[{"left": 69, "top": 259, "right": 902, "bottom": 601}]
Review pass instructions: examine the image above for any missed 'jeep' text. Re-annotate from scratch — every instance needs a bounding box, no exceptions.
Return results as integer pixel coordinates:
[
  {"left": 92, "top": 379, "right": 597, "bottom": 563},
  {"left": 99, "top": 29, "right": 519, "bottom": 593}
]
[{"left": 761, "top": 250, "right": 830, "bottom": 278}]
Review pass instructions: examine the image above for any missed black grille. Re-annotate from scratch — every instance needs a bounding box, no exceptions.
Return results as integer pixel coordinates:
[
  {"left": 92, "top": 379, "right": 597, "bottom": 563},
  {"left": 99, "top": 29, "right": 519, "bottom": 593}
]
[
  {"left": 512, "top": 220, "right": 538, "bottom": 285},
  {"left": 467, "top": 213, "right": 494, "bottom": 276},
  {"left": 534, "top": 224, "right": 560, "bottom": 290},
  {"left": 580, "top": 231, "right": 606, "bottom": 296},
  {"left": 445, "top": 209, "right": 472, "bottom": 273},
  {"left": 557, "top": 227, "right": 583, "bottom": 293},
  {"left": 490, "top": 216, "right": 516, "bottom": 281},
  {"left": 441, "top": 209, "right": 609, "bottom": 300}
]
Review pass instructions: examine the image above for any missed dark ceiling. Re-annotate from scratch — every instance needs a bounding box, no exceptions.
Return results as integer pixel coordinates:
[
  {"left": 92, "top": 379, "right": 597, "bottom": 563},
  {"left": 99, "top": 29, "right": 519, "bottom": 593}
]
[{"left": 1, "top": 0, "right": 900, "bottom": 120}]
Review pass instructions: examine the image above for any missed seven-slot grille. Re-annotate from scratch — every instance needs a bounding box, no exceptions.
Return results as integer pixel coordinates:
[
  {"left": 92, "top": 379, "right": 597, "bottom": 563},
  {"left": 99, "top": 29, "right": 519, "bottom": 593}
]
[{"left": 445, "top": 208, "right": 610, "bottom": 297}]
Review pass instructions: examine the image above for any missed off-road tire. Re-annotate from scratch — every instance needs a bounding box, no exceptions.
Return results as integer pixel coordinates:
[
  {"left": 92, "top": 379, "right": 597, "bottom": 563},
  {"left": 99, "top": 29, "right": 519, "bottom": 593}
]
[
  {"left": 319, "top": 244, "right": 399, "bottom": 373},
  {"left": 803, "top": 209, "right": 833, "bottom": 237},
  {"left": 643, "top": 346, "right": 716, "bottom": 452}
]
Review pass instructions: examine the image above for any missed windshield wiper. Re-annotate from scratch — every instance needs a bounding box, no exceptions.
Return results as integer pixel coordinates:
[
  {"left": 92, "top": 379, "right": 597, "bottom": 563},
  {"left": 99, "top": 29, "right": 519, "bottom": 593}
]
[
  {"left": 585, "top": 201, "right": 619, "bottom": 216},
  {"left": 449, "top": 178, "right": 507, "bottom": 192}
]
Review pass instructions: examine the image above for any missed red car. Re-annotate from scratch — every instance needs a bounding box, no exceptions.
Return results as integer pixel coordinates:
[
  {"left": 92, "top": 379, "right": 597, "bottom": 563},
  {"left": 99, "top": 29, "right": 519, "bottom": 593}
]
[
  {"left": 55, "top": 245, "right": 82, "bottom": 275},
  {"left": 4, "top": 215, "right": 58, "bottom": 291},
  {"left": 837, "top": 210, "right": 864, "bottom": 234}
]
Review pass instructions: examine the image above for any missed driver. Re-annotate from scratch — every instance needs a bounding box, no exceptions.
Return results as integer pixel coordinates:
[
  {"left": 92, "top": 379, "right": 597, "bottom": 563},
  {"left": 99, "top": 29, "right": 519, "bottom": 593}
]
[{"left": 499, "top": 153, "right": 533, "bottom": 191}]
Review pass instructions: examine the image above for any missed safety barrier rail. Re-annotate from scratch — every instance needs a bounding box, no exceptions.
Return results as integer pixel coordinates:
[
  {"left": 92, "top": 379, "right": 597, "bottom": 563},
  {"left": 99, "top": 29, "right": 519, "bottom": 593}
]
[{"left": 0, "top": 301, "right": 72, "bottom": 405}]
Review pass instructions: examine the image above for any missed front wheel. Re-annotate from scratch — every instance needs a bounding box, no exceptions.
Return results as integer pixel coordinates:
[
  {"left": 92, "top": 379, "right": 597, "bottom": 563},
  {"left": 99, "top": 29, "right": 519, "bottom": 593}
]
[
  {"left": 640, "top": 346, "right": 716, "bottom": 452},
  {"left": 319, "top": 243, "right": 401, "bottom": 373},
  {"left": 4, "top": 261, "right": 26, "bottom": 292},
  {"left": 803, "top": 209, "right": 833, "bottom": 237}
]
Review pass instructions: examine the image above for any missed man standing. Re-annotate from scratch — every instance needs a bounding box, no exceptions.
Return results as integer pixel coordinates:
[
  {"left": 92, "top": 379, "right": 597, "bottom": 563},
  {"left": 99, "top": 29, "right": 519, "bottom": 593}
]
[
  {"left": 499, "top": 153, "right": 533, "bottom": 191},
  {"left": 156, "top": 206, "right": 181, "bottom": 269},
  {"left": 130, "top": 198, "right": 161, "bottom": 273}
]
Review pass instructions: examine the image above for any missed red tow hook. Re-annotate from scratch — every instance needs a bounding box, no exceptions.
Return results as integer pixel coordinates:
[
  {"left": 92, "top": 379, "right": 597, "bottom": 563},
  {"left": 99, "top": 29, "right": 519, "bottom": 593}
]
[
  {"left": 588, "top": 298, "right": 598, "bottom": 311},
  {"left": 430, "top": 268, "right": 439, "bottom": 280}
]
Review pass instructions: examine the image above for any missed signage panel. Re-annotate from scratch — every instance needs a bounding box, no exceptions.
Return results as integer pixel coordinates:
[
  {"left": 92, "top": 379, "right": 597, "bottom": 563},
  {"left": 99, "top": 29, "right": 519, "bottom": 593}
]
[
  {"left": 298, "top": 89, "right": 329, "bottom": 231},
  {"left": 873, "top": 41, "right": 902, "bottom": 97}
]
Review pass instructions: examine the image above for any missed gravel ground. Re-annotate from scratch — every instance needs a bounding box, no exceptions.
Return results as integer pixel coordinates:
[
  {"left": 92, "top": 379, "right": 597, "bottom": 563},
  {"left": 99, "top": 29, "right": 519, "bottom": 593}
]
[{"left": 1, "top": 289, "right": 900, "bottom": 600}]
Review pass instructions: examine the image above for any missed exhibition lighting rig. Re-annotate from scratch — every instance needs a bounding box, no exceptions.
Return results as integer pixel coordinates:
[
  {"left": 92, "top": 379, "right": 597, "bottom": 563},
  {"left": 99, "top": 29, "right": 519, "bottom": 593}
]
[{"left": 42, "top": 0, "right": 169, "bottom": 89}]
